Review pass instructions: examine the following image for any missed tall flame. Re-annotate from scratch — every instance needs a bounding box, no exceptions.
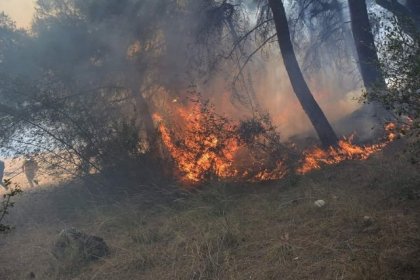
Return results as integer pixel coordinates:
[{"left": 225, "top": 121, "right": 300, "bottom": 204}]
[
  {"left": 153, "top": 103, "right": 239, "bottom": 184},
  {"left": 154, "top": 97, "right": 399, "bottom": 185}
]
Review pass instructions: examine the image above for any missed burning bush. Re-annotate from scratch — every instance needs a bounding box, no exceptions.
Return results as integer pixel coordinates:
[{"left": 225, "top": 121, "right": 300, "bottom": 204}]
[
  {"left": 154, "top": 96, "right": 239, "bottom": 184},
  {"left": 154, "top": 95, "right": 295, "bottom": 185},
  {"left": 236, "top": 114, "right": 297, "bottom": 181},
  {"left": 153, "top": 91, "right": 405, "bottom": 186}
]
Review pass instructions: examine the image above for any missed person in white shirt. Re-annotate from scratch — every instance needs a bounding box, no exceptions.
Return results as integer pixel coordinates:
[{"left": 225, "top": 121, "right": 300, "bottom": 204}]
[{"left": 22, "top": 157, "right": 39, "bottom": 188}]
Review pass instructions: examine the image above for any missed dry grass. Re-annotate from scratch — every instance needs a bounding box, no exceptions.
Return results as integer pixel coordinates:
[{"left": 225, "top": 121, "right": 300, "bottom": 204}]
[{"left": 0, "top": 140, "right": 419, "bottom": 279}]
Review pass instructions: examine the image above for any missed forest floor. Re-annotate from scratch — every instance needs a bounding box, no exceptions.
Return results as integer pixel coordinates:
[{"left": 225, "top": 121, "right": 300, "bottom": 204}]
[{"left": 0, "top": 138, "right": 419, "bottom": 280}]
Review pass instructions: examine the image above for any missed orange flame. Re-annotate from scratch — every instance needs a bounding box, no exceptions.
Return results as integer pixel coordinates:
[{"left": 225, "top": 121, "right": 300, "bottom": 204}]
[
  {"left": 297, "top": 123, "right": 398, "bottom": 174},
  {"left": 253, "top": 160, "right": 288, "bottom": 181},
  {"left": 154, "top": 97, "right": 399, "bottom": 185},
  {"left": 153, "top": 103, "right": 239, "bottom": 184},
  {"left": 385, "top": 122, "right": 398, "bottom": 141},
  {"left": 153, "top": 99, "right": 291, "bottom": 184}
]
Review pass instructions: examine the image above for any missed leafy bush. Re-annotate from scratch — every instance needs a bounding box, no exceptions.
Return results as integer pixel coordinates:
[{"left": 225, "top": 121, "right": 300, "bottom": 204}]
[
  {"left": 237, "top": 113, "right": 298, "bottom": 174},
  {"left": 367, "top": 15, "right": 420, "bottom": 119},
  {"left": 0, "top": 180, "right": 22, "bottom": 233}
]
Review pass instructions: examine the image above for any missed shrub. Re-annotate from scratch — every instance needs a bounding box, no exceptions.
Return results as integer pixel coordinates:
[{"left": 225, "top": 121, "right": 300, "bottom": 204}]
[{"left": 0, "top": 179, "right": 22, "bottom": 232}]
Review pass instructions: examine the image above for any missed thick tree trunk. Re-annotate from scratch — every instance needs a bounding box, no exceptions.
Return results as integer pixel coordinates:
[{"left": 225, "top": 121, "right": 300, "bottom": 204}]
[
  {"left": 406, "top": 0, "right": 420, "bottom": 29},
  {"left": 406, "top": 0, "right": 420, "bottom": 15},
  {"left": 267, "top": 0, "right": 338, "bottom": 148},
  {"left": 349, "top": 0, "right": 386, "bottom": 90},
  {"left": 349, "top": 0, "right": 395, "bottom": 131}
]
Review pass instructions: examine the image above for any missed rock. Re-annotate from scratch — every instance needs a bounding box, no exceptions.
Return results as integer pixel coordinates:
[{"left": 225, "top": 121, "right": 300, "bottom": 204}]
[
  {"left": 363, "top": 215, "right": 374, "bottom": 227},
  {"left": 361, "top": 216, "right": 380, "bottom": 234},
  {"left": 314, "top": 200, "right": 326, "bottom": 208},
  {"left": 52, "top": 228, "right": 109, "bottom": 265}
]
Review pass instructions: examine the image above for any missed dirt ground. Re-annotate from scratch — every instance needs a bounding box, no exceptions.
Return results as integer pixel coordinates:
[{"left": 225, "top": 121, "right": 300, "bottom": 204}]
[{"left": 0, "top": 139, "right": 419, "bottom": 280}]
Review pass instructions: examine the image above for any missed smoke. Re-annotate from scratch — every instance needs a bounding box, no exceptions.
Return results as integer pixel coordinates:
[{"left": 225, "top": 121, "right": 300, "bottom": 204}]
[
  {"left": 227, "top": 47, "right": 363, "bottom": 140},
  {"left": 0, "top": 0, "right": 375, "bottom": 165}
]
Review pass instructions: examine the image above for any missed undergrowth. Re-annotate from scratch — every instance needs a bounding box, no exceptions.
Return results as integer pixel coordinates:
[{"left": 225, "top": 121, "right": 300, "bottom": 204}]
[{"left": 0, "top": 140, "right": 419, "bottom": 279}]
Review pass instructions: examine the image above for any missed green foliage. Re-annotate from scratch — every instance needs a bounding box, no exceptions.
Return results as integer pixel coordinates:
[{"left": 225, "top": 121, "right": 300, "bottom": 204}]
[
  {"left": 0, "top": 179, "right": 22, "bottom": 233},
  {"left": 366, "top": 15, "right": 420, "bottom": 119}
]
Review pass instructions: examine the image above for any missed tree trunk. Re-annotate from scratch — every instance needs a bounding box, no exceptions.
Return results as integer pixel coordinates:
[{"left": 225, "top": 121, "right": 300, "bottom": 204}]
[
  {"left": 406, "top": 0, "right": 420, "bottom": 15},
  {"left": 349, "top": 0, "right": 387, "bottom": 91},
  {"left": 267, "top": 0, "right": 338, "bottom": 148},
  {"left": 349, "top": 0, "right": 395, "bottom": 128},
  {"left": 135, "top": 93, "right": 155, "bottom": 138},
  {"left": 406, "top": 0, "right": 420, "bottom": 29},
  {"left": 128, "top": 83, "right": 156, "bottom": 148}
]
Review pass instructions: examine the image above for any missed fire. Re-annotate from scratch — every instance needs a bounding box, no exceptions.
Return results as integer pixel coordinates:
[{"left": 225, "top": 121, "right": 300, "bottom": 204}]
[
  {"left": 153, "top": 102, "right": 240, "bottom": 184},
  {"left": 385, "top": 122, "right": 398, "bottom": 141},
  {"left": 253, "top": 160, "right": 288, "bottom": 181},
  {"left": 154, "top": 95, "right": 399, "bottom": 185},
  {"left": 297, "top": 124, "right": 397, "bottom": 174},
  {"left": 153, "top": 98, "right": 290, "bottom": 184}
]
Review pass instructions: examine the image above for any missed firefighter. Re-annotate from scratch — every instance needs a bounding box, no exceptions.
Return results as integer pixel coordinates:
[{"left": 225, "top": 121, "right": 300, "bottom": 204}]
[{"left": 22, "top": 157, "right": 39, "bottom": 188}]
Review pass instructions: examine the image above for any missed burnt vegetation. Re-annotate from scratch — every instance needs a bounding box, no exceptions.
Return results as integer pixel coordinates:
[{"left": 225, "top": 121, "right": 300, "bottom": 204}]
[{"left": 0, "top": 0, "right": 419, "bottom": 279}]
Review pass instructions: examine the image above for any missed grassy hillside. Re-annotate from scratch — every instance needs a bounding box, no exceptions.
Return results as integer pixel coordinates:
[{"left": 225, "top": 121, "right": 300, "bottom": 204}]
[{"left": 0, "top": 139, "right": 419, "bottom": 280}]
